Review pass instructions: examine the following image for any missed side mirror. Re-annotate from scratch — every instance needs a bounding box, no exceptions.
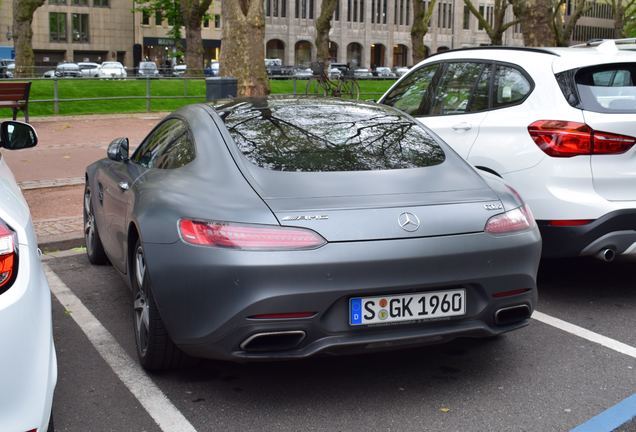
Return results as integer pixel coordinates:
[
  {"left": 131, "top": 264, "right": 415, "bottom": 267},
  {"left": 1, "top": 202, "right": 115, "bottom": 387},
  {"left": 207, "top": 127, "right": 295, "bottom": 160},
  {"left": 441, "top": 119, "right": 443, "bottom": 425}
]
[
  {"left": 0, "top": 121, "right": 38, "bottom": 150},
  {"left": 107, "top": 137, "right": 129, "bottom": 162}
]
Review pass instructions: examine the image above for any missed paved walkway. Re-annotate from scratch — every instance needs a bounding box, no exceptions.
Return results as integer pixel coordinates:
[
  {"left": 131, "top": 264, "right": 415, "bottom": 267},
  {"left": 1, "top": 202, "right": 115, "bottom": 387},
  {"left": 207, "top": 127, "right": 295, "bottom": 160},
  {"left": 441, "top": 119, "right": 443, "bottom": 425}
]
[{"left": 3, "top": 112, "right": 166, "bottom": 249}]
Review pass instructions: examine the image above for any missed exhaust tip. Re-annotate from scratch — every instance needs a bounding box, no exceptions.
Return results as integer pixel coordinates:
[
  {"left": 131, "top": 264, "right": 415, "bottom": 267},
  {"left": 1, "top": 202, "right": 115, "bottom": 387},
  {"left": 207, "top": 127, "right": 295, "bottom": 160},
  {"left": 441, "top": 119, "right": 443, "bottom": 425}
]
[
  {"left": 596, "top": 248, "right": 616, "bottom": 262},
  {"left": 494, "top": 305, "right": 531, "bottom": 326},
  {"left": 240, "top": 331, "right": 306, "bottom": 352}
]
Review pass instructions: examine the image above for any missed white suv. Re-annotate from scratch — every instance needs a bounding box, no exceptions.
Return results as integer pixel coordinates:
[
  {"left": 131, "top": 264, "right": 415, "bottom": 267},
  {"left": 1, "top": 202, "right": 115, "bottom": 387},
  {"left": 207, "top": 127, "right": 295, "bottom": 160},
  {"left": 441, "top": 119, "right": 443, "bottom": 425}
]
[{"left": 380, "top": 42, "right": 636, "bottom": 260}]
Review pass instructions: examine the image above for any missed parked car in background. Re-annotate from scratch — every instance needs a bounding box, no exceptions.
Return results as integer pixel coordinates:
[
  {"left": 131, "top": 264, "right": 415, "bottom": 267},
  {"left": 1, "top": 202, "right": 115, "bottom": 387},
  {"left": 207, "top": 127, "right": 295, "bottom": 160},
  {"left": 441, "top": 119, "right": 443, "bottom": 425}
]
[
  {"left": 381, "top": 42, "right": 636, "bottom": 260},
  {"left": 374, "top": 66, "right": 397, "bottom": 78},
  {"left": 55, "top": 62, "right": 81, "bottom": 78},
  {"left": 99, "top": 61, "right": 127, "bottom": 79},
  {"left": 328, "top": 67, "right": 342, "bottom": 79},
  {"left": 393, "top": 66, "right": 410, "bottom": 77},
  {"left": 294, "top": 67, "right": 313, "bottom": 78},
  {"left": 204, "top": 61, "right": 219, "bottom": 77},
  {"left": 138, "top": 61, "right": 159, "bottom": 78},
  {"left": 83, "top": 96, "right": 540, "bottom": 369},
  {"left": 0, "top": 120, "right": 57, "bottom": 432},
  {"left": 172, "top": 64, "right": 187, "bottom": 77},
  {"left": 353, "top": 68, "right": 373, "bottom": 78},
  {"left": 43, "top": 69, "right": 56, "bottom": 78},
  {"left": 5, "top": 62, "right": 14, "bottom": 78},
  {"left": 78, "top": 62, "right": 100, "bottom": 78},
  {"left": 0, "top": 59, "right": 14, "bottom": 78},
  {"left": 265, "top": 58, "right": 282, "bottom": 76}
]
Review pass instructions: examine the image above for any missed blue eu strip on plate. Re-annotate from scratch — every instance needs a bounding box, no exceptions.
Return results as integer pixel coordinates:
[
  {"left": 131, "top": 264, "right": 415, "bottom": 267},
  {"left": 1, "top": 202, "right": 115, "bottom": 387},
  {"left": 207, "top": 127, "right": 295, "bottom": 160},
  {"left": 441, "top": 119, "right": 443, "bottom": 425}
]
[{"left": 350, "top": 298, "right": 362, "bottom": 325}]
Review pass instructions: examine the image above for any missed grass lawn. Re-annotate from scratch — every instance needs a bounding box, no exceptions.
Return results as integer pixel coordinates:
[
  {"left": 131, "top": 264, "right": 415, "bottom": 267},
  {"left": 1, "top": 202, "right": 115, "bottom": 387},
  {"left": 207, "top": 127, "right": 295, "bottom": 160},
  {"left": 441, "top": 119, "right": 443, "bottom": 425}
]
[{"left": 0, "top": 78, "right": 396, "bottom": 118}]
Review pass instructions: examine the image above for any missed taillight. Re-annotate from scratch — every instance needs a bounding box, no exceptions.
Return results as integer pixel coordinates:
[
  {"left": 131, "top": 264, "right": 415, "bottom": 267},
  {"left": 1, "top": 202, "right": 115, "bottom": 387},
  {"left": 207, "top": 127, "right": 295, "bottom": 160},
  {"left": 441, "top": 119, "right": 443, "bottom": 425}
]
[
  {"left": 485, "top": 204, "right": 535, "bottom": 234},
  {"left": 178, "top": 219, "right": 327, "bottom": 250},
  {"left": 528, "top": 120, "right": 636, "bottom": 157},
  {"left": 0, "top": 220, "right": 17, "bottom": 293}
]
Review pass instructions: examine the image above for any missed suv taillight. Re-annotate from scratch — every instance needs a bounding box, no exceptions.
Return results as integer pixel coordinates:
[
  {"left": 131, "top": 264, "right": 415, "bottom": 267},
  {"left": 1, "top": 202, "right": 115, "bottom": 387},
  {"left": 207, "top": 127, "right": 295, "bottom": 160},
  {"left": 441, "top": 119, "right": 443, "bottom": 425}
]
[
  {"left": 0, "top": 220, "right": 17, "bottom": 294},
  {"left": 528, "top": 120, "right": 636, "bottom": 157}
]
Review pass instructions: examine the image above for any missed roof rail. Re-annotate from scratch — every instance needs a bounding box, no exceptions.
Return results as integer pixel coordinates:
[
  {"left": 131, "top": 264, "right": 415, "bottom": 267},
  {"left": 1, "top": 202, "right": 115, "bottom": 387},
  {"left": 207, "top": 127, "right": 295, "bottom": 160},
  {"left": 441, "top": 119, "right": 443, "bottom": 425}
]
[
  {"left": 426, "top": 45, "right": 560, "bottom": 59},
  {"left": 571, "top": 38, "right": 636, "bottom": 48}
]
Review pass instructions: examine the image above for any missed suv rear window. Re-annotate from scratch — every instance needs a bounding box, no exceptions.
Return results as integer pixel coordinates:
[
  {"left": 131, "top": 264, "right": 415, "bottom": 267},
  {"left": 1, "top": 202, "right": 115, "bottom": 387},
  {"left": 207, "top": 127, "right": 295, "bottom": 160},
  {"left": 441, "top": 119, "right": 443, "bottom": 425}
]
[
  {"left": 218, "top": 98, "right": 445, "bottom": 172},
  {"left": 574, "top": 63, "right": 636, "bottom": 113}
]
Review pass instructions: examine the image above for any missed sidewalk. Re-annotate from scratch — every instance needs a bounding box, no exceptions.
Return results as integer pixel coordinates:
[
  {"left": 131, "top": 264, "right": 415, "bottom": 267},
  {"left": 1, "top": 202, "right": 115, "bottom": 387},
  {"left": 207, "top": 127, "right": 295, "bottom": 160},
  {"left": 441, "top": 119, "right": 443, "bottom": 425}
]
[{"left": 7, "top": 112, "right": 166, "bottom": 250}]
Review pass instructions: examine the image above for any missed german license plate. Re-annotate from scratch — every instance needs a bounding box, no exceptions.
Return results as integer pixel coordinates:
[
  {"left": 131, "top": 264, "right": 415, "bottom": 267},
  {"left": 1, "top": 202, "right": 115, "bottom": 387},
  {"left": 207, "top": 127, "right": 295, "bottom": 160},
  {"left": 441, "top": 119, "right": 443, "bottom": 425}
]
[{"left": 349, "top": 289, "right": 466, "bottom": 326}]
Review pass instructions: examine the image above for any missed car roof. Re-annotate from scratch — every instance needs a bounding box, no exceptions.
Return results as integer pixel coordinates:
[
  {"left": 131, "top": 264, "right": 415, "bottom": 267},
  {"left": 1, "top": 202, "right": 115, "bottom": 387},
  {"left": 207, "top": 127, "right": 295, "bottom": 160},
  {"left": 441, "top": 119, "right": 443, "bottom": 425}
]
[{"left": 418, "top": 42, "right": 636, "bottom": 73}]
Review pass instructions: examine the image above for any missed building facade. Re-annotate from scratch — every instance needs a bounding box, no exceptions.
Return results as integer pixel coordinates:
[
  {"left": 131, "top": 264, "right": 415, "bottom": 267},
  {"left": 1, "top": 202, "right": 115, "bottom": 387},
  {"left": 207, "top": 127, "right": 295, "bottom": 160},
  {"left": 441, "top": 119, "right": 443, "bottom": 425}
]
[
  {"left": 0, "top": 0, "right": 134, "bottom": 69},
  {"left": 0, "top": 0, "right": 619, "bottom": 72}
]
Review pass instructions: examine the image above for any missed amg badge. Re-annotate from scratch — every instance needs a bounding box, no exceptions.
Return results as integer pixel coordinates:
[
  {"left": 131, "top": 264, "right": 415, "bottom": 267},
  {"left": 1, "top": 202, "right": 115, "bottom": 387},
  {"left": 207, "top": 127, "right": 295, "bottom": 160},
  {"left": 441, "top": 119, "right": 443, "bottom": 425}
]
[{"left": 281, "top": 215, "right": 329, "bottom": 221}]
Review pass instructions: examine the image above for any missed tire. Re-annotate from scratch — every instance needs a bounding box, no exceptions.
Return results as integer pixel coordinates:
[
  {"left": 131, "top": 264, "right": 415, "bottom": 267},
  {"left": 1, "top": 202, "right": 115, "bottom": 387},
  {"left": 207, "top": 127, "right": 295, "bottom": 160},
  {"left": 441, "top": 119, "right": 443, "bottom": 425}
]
[
  {"left": 83, "top": 184, "right": 108, "bottom": 265},
  {"left": 132, "top": 239, "right": 184, "bottom": 371},
  {"left": 305, "top": 78, "right": 327, "bottom": 96}
]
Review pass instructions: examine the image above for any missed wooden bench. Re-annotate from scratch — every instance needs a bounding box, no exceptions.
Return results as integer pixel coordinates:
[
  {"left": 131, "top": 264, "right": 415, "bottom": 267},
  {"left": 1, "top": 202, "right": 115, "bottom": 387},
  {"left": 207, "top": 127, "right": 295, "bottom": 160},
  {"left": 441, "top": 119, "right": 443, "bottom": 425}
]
[{"left": 0, "top": 82, "right": 31, "bottom": 123}]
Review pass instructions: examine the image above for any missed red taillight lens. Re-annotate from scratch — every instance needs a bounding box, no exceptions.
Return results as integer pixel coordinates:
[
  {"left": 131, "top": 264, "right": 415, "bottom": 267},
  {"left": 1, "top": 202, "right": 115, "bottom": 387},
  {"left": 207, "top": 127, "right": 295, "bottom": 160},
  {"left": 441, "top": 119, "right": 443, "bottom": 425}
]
[
  {"left": 528, "top": 120, "right": 636, "bottom": 157},
  {"left": 528, "top": 120, "right": 592, "bottom": 157},
  {"left": 0, "top": 220, "right": 16, "bottom": 291},
  {"left": 178, "top": 219, "right": 327, "bottom": 250},
  {"left": 485, "top": 204, "right": 535, "bottom": 234},
  {"left": 547, "top": 219, "right": 593, "bottom": 227}
]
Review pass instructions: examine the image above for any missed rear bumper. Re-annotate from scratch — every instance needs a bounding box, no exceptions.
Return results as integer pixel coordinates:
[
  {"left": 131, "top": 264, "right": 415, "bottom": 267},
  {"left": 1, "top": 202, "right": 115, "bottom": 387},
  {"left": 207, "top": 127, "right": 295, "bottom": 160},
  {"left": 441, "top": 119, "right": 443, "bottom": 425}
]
[
  {"left": 538, "top": 209, "right": 636, "bottom": 258},
  {"left": 143, "top": 229, "right": 541, "bottom": 361},
  {"left": 0, "top": 241, "right": 57, "bottom": 432}
]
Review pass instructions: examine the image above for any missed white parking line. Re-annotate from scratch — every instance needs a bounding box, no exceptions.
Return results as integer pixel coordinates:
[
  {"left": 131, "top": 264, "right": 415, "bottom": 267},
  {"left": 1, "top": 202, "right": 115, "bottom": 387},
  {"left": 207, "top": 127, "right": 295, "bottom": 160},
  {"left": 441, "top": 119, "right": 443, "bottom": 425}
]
[
  {"left": 44, "top": 264, "right": 198, "bottom": 432},
  {"left": 533, "top": 311, "right": 636, "bottom": 359}
]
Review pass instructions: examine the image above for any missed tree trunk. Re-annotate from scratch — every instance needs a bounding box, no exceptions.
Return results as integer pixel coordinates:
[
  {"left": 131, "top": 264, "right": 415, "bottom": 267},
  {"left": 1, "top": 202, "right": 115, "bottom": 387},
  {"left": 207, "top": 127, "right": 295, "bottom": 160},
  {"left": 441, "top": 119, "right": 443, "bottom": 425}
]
[
  {"left": 315, "top": 0, "right": 338, "bottom": 74},
  {"left": 511, "top": 0, "right": 555, "bottom": 46},
  {"left": 410, "top": 0, "right": 436, "bottom": 64},
  {"left": 12, "top": 0, "right": 45, "bottom": 78},
  {"left": 181, "top": 0, "right": 212, "bottom": 76},
  {"left": 614, "top": 0, "right": 626, "bottom": 38},
  {"left": 463, "top": 0, "right": 516, "bottom": 46},
  {"left": 554, "top": 0, "right": 588, "bottom": 46},
  {"left": 220, "top": 0, "right": 269, "bottom": 96}
]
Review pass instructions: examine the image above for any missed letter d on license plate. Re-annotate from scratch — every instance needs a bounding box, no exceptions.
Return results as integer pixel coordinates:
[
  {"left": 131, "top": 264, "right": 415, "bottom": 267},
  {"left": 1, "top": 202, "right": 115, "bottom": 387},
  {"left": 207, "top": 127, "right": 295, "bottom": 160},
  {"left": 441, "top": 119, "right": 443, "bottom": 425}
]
[{"left": 349, "top": 289, "right": 465, "bottom": 326}]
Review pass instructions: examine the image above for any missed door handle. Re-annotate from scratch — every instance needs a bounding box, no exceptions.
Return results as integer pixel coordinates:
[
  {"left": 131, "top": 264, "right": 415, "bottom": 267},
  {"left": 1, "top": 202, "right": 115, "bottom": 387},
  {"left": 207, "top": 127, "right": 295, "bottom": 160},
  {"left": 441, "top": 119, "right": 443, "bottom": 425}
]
[
  {"left": 118, "top": 181, "right": 129, "bottom": 191},
  {"left": 452, "top": 123, "right": 472, "bottom": 132}
]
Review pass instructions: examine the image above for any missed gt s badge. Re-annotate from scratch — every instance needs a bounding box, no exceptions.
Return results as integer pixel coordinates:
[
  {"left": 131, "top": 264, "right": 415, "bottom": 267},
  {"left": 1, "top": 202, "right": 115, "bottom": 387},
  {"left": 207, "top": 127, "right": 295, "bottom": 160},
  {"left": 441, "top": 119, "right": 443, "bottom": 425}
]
[
  {"left": 281, "top": 215, "right": 329, "bottom": 221},
  {"left": 484, "top": 203, "right": 504, "bottom": 211}
]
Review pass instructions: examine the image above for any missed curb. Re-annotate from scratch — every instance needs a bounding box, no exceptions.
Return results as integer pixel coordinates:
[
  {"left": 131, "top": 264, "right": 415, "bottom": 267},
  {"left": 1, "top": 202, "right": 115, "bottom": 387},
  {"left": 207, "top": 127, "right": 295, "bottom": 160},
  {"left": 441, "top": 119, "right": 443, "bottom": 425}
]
[{"left": 38, "top": 233, "right": 84, "bottom": 253}]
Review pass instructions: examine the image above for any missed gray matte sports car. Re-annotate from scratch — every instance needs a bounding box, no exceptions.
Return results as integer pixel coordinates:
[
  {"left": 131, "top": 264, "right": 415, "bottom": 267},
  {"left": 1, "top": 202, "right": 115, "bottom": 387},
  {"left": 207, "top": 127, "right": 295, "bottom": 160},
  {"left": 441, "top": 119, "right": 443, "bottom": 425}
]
[{"left": 84, "top": 96, "right": 541, "bottom": 370}]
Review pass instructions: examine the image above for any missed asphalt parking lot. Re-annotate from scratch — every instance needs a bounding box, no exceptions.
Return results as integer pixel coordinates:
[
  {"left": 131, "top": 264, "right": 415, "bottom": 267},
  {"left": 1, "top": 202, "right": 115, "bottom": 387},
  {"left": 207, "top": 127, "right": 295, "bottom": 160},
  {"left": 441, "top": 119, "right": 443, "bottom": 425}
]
[{"left": 45, "top": 251, "right": 635, "bottom": 432}]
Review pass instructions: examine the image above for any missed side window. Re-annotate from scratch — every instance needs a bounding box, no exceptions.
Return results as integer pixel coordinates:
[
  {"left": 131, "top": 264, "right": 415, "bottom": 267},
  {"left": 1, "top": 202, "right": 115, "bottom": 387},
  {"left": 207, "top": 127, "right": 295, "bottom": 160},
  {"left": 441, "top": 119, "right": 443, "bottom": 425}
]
[
  {"left": 131, "top": 119, "right": 187, "bottom": 168},
  {"left": 381, "top": 64, "right": 439, "bottom": 116},
  {"left": 155, "top": 133, "right": 196, "bottom": 169},
  {"left": 492, "top": 65, "right": 531, "bottom": 108},
  {"left": 430, "top": 62, "right": 486, "bottom": 115}
]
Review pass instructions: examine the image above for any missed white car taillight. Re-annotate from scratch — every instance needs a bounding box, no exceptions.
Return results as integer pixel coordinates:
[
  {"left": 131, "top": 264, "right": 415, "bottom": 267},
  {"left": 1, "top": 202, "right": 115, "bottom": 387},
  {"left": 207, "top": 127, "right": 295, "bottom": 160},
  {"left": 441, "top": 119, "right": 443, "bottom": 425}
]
[
  {"left": 179, "top": 219, "right": 327, "bottom": 251},
  {"left": 485, "top": 204, "right": 536, "bottom": 234},
  {"left": 0, "top": 220, "right": 17, "bottom": 293},
  {"left": 528, "top": 120, "right": 636, "bottom": 157}
]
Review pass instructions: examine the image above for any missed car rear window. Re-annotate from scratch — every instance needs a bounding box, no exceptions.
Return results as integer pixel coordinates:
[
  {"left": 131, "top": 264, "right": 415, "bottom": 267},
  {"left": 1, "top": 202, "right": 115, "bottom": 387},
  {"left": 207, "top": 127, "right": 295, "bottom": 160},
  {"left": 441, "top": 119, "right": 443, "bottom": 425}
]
[
  {"left": 217, "top": 98, "right": 445, "bottom": 172},
  {"left": 573, "top": 63, "right": 636, "bottom": 113}
]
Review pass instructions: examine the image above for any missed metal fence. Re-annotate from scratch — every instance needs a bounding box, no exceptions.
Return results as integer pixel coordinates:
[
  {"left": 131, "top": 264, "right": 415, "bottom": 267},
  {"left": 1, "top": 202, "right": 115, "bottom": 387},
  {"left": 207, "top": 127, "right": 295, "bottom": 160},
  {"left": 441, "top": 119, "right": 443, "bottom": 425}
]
[{"left": 0, "top": 74, "right": 394, "bottom": 116}]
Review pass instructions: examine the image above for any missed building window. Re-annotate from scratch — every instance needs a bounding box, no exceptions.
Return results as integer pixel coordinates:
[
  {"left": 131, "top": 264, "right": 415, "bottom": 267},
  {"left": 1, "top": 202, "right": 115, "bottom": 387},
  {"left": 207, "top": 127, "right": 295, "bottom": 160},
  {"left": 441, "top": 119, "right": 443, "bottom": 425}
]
[
  {"left": 71, "top": 0, "right": 88, "bottom": 5},
  {"left": 94, "top": 0, "right": 109, "bottom": 6},
  {"left": 281, "top": 0, "right": 287, "bottom": 17},
  {"left": 49, "top": 0, "right": 67, "bottom": 4},
  {"left": 167, "top": 13, "right": 175, "bottom": 25},
  {"left": 348, "top": 0, "right": 363, "bottom": 22},
  {"left": 463, "top": 5, "right": 470, "bottom": 29},
  {"left": 203, "top": 17, "right": 210, "bottom": 27},
  {"left": 334, "top": 0, "right": 339, "bottom": 20},
  {"left": 49, "top": 12, "right": 67, "bottom": 42},
  {"left": 267, "top": 0, "right": 287, "bottom": 17},
  {"left": 438, "top": 1, "right": 452, "bottom": 29},
  {"left": 478, "top": 5, "right": 484, "bottom": 30},
  {"left": 295, "top": 0, "right": 313, "bottom": 19},
  {"left": 142, "top": 10, "right": 150, "bottom": 25},
  {"left": 404, "top": 0, "right": 408, "bottom": 25},
  {"left": 155, "top": 10, "right": 163, "bottom": 25},
  {"left": 72, "top": 13, "right": 89, "bottom": 42},
  {"left": 214, "top": 14, "right": 221, "bottom": 28}
]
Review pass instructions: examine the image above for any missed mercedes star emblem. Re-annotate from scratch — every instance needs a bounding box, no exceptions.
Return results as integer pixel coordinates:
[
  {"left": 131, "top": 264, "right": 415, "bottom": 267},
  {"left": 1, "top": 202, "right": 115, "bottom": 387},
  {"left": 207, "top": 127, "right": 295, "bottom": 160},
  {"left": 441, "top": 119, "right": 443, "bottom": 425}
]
[{"left": 398, "top": 212, "right": 420, "bottom": 232}]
